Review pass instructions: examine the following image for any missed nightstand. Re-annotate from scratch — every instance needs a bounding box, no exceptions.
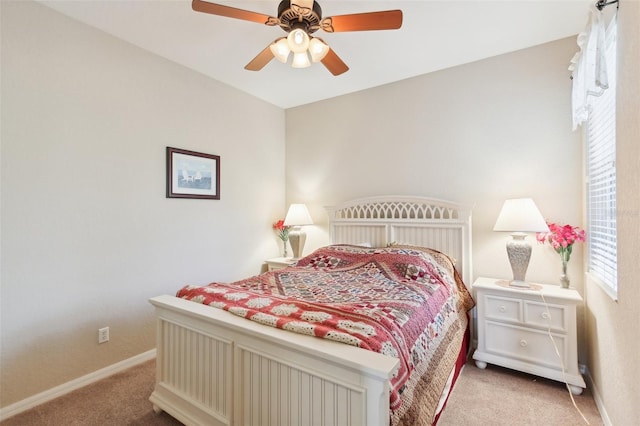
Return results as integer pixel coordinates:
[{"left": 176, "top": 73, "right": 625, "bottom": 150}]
[
  {"left": 472, "top": 277, "right": 586, "bottom": 395},
  {"left": 265, "top": 257, "right": 297, "bottom": 271}
]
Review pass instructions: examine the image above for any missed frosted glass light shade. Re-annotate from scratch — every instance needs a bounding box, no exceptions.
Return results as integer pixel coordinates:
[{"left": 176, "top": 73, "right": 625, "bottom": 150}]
[
  {"left": 493, "top": 198, "right": 549, "bottom": 232},
  {"left": 291, "top": 52, "right": 310, "bottom": 68},
  {"left": 287, "top": 28, "right": 310, "bottom": 53},
  {"left": 309, "top": 38, "right": 329, "bottom": 62},
  {"left": 270, "top": 38, "right": 290, "bottom": 63}
]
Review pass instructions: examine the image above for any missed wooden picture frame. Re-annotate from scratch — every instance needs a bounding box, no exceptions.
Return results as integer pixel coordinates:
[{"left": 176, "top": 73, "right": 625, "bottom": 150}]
[{"left": 166, "top": 147, "right": 220, "bottom": 200}]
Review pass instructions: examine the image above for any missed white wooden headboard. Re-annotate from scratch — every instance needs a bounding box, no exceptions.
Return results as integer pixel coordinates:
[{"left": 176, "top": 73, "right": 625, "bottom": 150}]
[{"left": 326, "top": 195, "right": 473, "bottom": 288}]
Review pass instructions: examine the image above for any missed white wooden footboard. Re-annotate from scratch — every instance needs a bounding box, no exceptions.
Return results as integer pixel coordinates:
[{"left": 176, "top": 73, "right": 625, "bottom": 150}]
[{"left": 149, "top": 295, "right": 400, "bottom": 426}]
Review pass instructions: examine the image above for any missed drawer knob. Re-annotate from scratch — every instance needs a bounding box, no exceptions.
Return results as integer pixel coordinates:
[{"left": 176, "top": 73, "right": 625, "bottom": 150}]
[
  {"left": 499, "top": 306, "right": 506, "bottom": 313},
  {"left": 519, "top": 339, "right": 528, "bottom": 347},
  {"left": 541, "top": 312, "right": 550, "bottom": 320}
]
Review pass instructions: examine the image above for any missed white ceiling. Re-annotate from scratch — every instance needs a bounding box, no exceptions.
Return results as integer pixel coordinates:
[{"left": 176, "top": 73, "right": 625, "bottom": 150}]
[{"left": 38, "top": 0, "right": 591, "bottom": 109}]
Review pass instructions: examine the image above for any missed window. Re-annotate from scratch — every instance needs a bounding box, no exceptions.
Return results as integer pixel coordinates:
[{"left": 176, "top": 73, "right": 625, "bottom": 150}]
[{"left": 585, "top": 17, "right": 617, "bottom": 299}]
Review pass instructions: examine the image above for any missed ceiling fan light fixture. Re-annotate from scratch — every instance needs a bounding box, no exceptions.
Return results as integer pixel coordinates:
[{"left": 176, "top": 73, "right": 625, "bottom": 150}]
[
  {"left": 287, "top": 28, "right": 310, "bottom": 53},
  {"left": 308, "top": 37, "right": 329, "bottom": 62},
  {"left": 291, "top": 51, "right": 311, "bottom": 68},
  {"left": 270, "top": 38, "right": 290, "bottom": 63}
]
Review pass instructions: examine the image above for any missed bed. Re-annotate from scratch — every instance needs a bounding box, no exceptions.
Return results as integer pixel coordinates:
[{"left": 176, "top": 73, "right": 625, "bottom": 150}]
[{"left": 149, "top": 195, "right": 474, "bottom": 426}]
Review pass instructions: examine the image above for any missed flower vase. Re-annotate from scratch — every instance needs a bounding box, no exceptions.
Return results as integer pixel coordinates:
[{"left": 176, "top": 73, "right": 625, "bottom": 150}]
[
  {"left": 560, "top": 259, "right": 570, "bottom": 289},
  {"left": 282, "top": 240, "right": 288, "bottom": 258}
]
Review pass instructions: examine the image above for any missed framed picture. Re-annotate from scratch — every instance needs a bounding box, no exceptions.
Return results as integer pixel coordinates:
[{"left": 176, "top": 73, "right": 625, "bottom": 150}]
[{"left": 166, "top": 147, "right": 220, "bottom": 200}]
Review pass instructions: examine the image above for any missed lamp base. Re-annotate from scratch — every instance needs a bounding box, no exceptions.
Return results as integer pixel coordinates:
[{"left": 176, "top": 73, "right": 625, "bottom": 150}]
[
  {"left": 288, "top": 226, "right": 307, "bottom": 259},
  {"left": 506, "top": 232, "right": 532, "bottom": 283},
  {"left": 508, "top": 280, "right": 532, "bottom": 288}
]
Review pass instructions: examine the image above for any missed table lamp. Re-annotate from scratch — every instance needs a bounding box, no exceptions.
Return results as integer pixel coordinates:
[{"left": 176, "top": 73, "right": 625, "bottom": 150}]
[
  {"left": 493, "top": 198, "right": 549, "bottom": 288},
  {"left": 284, "top": 204, "right": 313, "bottom": 259}
]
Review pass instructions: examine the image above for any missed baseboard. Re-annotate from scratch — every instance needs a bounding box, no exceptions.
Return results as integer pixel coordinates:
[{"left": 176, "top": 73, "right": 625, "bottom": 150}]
[
  {"left": 581, "top": 363, "right": 612, "bottom": 426},
  {"left": 0, "top": 349, "right": 157, "bottom": 422}
]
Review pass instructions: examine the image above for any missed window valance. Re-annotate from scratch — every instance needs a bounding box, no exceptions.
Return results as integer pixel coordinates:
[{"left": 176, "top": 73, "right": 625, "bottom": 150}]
[{"left": 569, "top": 5, "right": 616, "bottom": 130}]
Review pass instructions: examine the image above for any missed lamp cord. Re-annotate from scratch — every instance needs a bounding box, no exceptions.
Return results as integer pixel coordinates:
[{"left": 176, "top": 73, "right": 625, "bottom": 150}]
[{"left": 540, "top": 292, "right": 590, "bottom": 425}]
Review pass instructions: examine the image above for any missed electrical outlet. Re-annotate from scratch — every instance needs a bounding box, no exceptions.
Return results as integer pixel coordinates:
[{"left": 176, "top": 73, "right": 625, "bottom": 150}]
[{"left": 98, "top": 327, "right": 109, "bottom": 344}]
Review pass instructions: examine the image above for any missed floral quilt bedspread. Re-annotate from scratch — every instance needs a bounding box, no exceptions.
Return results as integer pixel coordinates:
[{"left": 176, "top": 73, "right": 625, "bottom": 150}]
[{"left": 176, "top": 244, "right": 475, "bottom": 413}]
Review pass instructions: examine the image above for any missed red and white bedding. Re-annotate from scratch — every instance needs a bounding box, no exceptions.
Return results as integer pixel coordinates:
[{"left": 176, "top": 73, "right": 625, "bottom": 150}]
[{"left": 177, "top": 244, "right": 475, "bottom": 424}]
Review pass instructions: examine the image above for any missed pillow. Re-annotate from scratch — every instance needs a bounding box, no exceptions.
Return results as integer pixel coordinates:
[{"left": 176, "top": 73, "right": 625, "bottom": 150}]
[
  {"left": 386, "top": 242, "right": 457, "bottom": 272},
  {"left": 354, "top": 242, "right": 372, "bottom": 248}
]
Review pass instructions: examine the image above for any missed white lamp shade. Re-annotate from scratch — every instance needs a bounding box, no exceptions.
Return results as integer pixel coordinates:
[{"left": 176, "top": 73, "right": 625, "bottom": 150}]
[
  {"left": 284, "top": 204, "right": 313, "bottom": 226},
  {"left": 493, "top": 198, "right": 549, "bottom": 233},
  {"left": 270, "top": 38, "right": 290, "bottom": 63}
]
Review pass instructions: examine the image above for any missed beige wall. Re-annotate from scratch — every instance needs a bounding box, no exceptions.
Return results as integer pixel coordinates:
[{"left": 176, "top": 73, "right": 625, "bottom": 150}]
[
  {"left": 584, "top": 2, "right": 640, "bottom": 424},
  {"left": 1, "top": 1, "right": 285, "bottom": 407},
  {"left": 286, "top": 38, "right": 584, "bottom": 293}
]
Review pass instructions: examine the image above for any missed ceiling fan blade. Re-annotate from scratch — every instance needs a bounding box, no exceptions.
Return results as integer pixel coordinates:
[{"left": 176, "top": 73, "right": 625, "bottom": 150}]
[
  {"left": 192, "top": 0, "right": 277, "bottom": 26},
  {"left": 321, "top": 10, "right": 402, "bottom": 33},
  {"left": 244, "top": 45, "right": 275, "bottom": 71},
  {"left": 321, "top": 48, "right": 349, "bottom": 76}
]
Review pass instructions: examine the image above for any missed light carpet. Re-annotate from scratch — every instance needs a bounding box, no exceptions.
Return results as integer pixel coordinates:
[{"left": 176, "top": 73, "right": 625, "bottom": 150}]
[
  {"left": 438, "top": 361, "right": 603, "bottom": 425},
  {"left": 1, "top": 359, "right": 602, "bottom": 425}
]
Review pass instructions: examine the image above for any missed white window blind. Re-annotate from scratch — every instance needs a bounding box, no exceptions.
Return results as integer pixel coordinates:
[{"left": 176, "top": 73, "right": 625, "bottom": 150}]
[{"left": 586, "top": 17, "right": 617, "bottom": 298}]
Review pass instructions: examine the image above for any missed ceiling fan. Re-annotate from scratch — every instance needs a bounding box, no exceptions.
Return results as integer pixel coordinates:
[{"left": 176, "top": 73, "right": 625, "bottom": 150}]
[{"left": 192, "top": 0, "right": 403, "bottom": 76}]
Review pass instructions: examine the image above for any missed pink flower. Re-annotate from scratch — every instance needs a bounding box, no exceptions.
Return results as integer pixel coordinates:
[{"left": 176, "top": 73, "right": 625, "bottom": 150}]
[
  {"left": 536, "top": 221, "right": 586, "bottom": 263},
  {"left": 272, "top": 219, "right": 290, "bottom": 241}
]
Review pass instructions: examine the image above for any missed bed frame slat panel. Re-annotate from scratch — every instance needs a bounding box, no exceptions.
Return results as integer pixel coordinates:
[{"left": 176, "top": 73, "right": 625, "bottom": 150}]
[
  {"left": 237, "top": 345, "right": 365, "bottom": 426},
  {"left": 154, "top": 319, "right": 232, "bottom": 425},
  {"left": 391, "top": 225, "right": 462, "bottom": 263},
  {"left": 331, "top": 224, "right": 387, "bottom": 248}
]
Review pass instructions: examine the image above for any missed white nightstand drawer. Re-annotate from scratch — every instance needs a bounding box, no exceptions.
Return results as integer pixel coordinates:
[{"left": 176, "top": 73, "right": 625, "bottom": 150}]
[
  {"left": 485, "top": 321, "right": 566, "bottom": 370},
  {"left": 524, "top": 301, "right": 566, "bottom": 331},
  {"left": 485, "top": 295, "right": 521, "bottom": 323}
]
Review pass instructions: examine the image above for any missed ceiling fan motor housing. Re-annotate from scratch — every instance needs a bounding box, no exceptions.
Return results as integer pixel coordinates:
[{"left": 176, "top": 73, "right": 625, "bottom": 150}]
[{"left": 277, "top": 0, "right": 322, "bottom": 34}]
